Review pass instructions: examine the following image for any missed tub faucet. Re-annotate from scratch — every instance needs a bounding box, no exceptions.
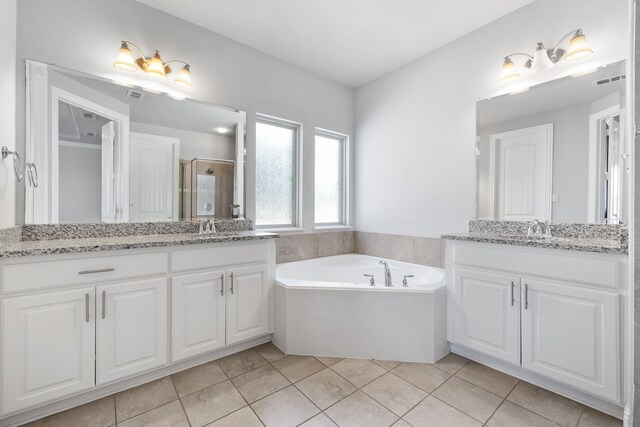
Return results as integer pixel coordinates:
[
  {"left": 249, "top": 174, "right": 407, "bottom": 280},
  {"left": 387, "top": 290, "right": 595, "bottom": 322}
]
[{"left": 379, "top": 260, "right": 392, "bottom": 287}]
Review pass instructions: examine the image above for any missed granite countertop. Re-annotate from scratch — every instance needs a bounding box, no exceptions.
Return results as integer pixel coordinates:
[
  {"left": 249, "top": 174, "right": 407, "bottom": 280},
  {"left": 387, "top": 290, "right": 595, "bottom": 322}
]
[
  {"left": 0, "top": 230, "right": 278, "bottom": 259},
  {"left": 441, "top": 232, "right": 627, "bottom": 255}
]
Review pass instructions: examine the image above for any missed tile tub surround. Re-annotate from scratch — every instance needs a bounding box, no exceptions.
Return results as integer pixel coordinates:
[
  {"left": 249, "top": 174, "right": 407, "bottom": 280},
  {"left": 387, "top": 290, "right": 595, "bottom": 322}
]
[
  {"left": 22, "top": 343, "right": 622, "bottom": 427},
  {"left": 442, "top": 220, "right": 629, "bottom": 255},
  {"left": 276, "top": 231, "right": 355, "bottom": 263},
  {"left": 275, "top": 230, "right": 444, "bottom": 268},
  {"left": 355, "top": 231, "right": 444, "bottom": 267}
]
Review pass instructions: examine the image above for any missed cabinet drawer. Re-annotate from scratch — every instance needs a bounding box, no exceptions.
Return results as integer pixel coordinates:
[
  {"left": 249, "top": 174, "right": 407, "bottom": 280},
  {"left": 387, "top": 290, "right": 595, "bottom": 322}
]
[
  {"left": 451, "top": 243, "right": 622, "bottom": 289},
  {"left": 172, "top": 241, "right": 269, "bottom": 272},
  {"left": 1, "top": 252, "right": 168, "bottom": 293}
]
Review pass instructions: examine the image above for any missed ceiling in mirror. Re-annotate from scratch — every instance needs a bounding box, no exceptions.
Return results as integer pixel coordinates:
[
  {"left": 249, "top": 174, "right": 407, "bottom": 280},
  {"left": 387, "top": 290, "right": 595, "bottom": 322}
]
[
  {"left": 476, "top": 60, "right": 627, "bottom": 225},
  {"left": 24, "top": 61, "right": 246, "bottom": 225}
]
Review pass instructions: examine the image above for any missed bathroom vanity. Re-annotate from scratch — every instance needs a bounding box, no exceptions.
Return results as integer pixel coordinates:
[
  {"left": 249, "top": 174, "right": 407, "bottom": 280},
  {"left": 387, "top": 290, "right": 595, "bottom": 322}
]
[
  {"left": 443, "top": 221, "right": 629, "bottom": 418},
  {"left": 0, "top": 225, "right": 276, "bottom": 425}
]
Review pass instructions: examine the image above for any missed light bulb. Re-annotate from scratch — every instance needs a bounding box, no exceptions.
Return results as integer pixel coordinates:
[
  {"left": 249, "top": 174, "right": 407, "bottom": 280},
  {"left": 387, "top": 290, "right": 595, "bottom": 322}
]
[
  {"left": 174, "top": 65, "right": 193, "bottom": 89},
  {"left": 499, "top": 58, "right": 520, "bottom": 84},
  {"left": 113, "top": 42, "right": 137, "bottom": 72},
  {"left": 564, "top": 31, "right": 594, "bottom": 62},
  {"left": 146, "top": 51, "right": 167, "bottom": 78}
]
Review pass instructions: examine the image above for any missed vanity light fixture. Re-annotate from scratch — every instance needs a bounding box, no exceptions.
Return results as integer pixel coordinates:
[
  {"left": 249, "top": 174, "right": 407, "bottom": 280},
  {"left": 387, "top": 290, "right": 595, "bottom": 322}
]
[
  {"left": 499, "top": 28, "right": 594, "bottom": 84},
  {"left": 113, "top": 41, "right": 193, "bottom": 89}
]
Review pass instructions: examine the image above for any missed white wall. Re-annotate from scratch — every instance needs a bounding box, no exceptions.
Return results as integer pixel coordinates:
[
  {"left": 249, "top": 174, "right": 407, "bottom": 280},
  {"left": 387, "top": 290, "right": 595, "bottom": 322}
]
[
  {"left": 355, "top": 0, "right": 629, "bottom": 237},
  {"left": 16, "top": 0, "right": 355, "bottom": 227},
  {"left": 130, "top": 122, "right": 235, "bottom": 161},
  {"left": 0, "top": 0, "right": 17, "bottom": 229}
]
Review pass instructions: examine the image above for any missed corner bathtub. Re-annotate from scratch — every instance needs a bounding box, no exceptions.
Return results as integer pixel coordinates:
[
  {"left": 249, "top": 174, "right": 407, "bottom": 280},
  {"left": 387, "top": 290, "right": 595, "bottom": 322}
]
[{"left": 273, "top": 254, "right": 448, "bottom": 363}]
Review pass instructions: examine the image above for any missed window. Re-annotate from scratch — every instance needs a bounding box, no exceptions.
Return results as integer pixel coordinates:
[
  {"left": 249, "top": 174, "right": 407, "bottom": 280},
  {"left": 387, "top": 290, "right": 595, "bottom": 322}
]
[
  {"left": 315, "top": 129, "right": 348, "bottom": 225},
  {"left": 255, "top": 115, "right": 300, "bottom": 228}
]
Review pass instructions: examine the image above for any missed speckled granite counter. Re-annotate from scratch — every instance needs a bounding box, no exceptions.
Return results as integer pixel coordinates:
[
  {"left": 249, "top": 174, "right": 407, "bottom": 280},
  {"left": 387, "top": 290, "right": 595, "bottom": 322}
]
[
  {"left": 442, "top": 220, "right": 628, "bottom": 255},
  {"left": 0, "top": 220, "right": 278, "bottom": 259},
  {"left": 0, "top": 230, "right": 277, "bottom": 258}
]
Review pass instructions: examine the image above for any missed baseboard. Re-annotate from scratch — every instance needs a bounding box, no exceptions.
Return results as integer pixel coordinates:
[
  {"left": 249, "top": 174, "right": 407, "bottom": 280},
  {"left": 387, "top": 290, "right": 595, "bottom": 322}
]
[{"left": 0, "top": 335, "right": 271, "bottom": 427}]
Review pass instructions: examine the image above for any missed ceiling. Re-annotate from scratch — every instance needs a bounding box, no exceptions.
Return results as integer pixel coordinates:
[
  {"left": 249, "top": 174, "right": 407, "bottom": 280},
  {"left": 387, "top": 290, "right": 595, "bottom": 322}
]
[{"left": 136, "top": 0, "right": 535, "bottom": 87}]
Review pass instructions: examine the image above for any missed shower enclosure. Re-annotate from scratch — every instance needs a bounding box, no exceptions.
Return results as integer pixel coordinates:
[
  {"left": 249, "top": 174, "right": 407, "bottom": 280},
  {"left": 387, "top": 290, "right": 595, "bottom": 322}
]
[{"left": 181, "top": 158, "right": 235, "bottom": 220}]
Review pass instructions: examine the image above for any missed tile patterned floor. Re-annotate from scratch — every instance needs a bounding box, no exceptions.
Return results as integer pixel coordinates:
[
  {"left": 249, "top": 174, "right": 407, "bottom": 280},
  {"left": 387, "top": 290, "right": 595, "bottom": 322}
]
[{"left": 22, "top": 342, "right": 623, "bottom": 427}]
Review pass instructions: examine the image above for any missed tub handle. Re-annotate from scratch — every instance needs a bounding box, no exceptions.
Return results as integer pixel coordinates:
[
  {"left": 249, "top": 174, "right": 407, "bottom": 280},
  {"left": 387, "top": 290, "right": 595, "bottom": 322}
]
[
  {"left": 402, "top": 275, "right": 414, "bottom": 287},
  {"left": 363, "top": 274, "right": 375, "bottom": 286}
]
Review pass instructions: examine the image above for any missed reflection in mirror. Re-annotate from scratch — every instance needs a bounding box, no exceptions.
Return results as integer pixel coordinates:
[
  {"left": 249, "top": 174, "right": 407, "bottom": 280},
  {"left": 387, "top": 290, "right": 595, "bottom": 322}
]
[
  {"left": 25, "top": 61, "right": 246, "bottom": 224},
  {"left": 476, "top": 60, "right": 627, "bottom": 224}
]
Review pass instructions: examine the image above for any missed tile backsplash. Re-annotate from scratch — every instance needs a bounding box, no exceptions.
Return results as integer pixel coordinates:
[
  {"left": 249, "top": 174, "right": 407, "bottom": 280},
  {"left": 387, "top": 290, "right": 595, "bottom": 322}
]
[{"left": 275, "top": 230, "right": 443, "bottom": 268}]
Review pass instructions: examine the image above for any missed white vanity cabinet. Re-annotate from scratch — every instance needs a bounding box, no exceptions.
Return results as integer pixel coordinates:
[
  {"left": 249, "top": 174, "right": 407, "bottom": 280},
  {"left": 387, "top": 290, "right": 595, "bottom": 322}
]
[
  {"left": 171, "top": 271, "right": 227, "bottom": 362},
  {"left": 96, "top": 278, "right": 168, "bottom": 384},
  {"left": 446, "top": 240, "right": 626, "bottom": 406},
  {"left": 1, "top": 288, "right": 96, "bottom": 413},
  {"left": 0, "top": 238, "right": 276, "bottom": 421}
]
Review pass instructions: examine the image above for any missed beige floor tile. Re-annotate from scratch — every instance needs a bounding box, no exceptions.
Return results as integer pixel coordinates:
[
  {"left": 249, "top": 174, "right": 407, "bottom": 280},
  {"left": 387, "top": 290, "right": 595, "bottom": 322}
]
[
  {"left": 118, "top": 400, "right": 189, "bottom": 427},
  {"left": 455, "top": 361, "right": 518, "bottom": 398},
  {"left": 325, "top": 390, "right": 398, "bottom": 427},
  {"left": 296, "top": 368, "right": 357, "bottom": 410},
  {"left": 403, "top": 395, "right": 481, "bottom": 427},
  {"left": 432, "top": 377, "right": 503, "bottom": 423},
  {"left": 315, "top": 356, "right": 344, "bottom": 366},
  {"left": 181, "top": 380, "right": 247, "bottom": 427},
  {"left": 300, "top": 413, "right": 338, "bottom": 427},
  {"left": 362, "top": 373, "right": 427, "bottom": 416},
  {"left": 331, "top": 358, "right": 386, "bottom": 388},
  {"left": 578, "top": 406, "right": 623, "bottom": 427},
  {"left": 372, "top": 360, "right": 401, "bottom": 371},
  {"left": 486, "top": 400, "right": 557, "bottom": 427},
  {"left": 41, "top": 396, "right": 115, "bottom": 427},
  {"left": 115, "top": 377, "right": 178, "bottom": 422},
  {"left": 206, "top": 406, "right": 263, "bottom": 427},
  {"left": 434, "top": 352, "right": 470, "bottom": 375},
  {"left": 272, "top": 355, "right": 325, "bottom": 382},
  {"left": 254, "top": 341, "right": 287, "bottom": 363},
  {"left": 217, "top": 349, "right": 268, "bottom": 378},
  {"left": 251, "top": 385, "right": 320, "bottom": 427},
  {"left": 391, "top": 362, "right": 450, "bottom": 393},
  {"left": 392, "top": 420, "right": 412, "bottom": 427},
  {"left": 171, "top": 362, "right": 227, "bottom": 397},
  {"left": 507, "top": 382, "right": 583, "bottom": 427},
  {"left": 231, "top": 364, "right": 290, "bottom": 403}
]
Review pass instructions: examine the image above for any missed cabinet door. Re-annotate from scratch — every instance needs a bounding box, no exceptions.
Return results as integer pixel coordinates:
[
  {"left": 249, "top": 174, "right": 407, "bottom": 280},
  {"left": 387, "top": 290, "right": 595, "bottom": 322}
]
[
  {"left": 172, "top": 271, "right": 226, "bottom": 362},
  {"left": 96, "top": 278, "right": 168, "bottom": 384},
  {"left": 2, "top": 288, "right": 95, "bottom": 413},
  {"left": 453, "top": 268, "right": 520, "bottom": 364},
  {"left": 521, "top": 279, "right": 620, "bottom": 402},
  {"left": 226, "top": 264, "right": 270, "bottom": 345}
]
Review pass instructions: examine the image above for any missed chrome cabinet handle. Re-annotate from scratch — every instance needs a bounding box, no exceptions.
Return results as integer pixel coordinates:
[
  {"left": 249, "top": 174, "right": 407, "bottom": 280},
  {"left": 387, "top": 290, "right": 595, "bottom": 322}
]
[
  {"left": 510, "top": 281, "right": 515, "bottom": 306},
  {"left": 229, "top": 273, "right": 234, "bottom": 294},
  {"left": 101, "top": 291, "right": 106, "bottom": 319},
  {"left": 78, "top": 268, "right": 115, "bottom": 275},
  {"left": 524, "top": 283, "right": 529, "bottom": 310},
  {"left": 85, "top": 293, "right": 90, "bottom": 322},
  {"left": 220, "top": 274, "right": 224, "bottom": 296}
]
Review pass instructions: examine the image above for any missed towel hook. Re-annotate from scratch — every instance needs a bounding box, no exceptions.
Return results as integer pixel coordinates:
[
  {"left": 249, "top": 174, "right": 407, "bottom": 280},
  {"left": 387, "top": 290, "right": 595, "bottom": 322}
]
[{"left": 1, "top": 146, "right": 23, "bottom": 182}]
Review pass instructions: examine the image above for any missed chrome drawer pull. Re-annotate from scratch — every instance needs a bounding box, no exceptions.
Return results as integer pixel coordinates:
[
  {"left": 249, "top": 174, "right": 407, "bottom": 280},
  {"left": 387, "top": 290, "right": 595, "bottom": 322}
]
[
  {"left": 78, "top": 268, "right": 115, "bottom": 275},
  {"left": 85, "top": 293, "right": 90, "bottom": 323},
  {"left": 220, "top": 274, "right": 224, "bottom": 296},
  {"left": 510, "top": 281, "right": 515, "bottom": 306},
  {"left": 101, "top": 291, "right": 106, "bottom": 319},
  {"left": 524, "top": 283, "right": 529, "bottom": 310}
]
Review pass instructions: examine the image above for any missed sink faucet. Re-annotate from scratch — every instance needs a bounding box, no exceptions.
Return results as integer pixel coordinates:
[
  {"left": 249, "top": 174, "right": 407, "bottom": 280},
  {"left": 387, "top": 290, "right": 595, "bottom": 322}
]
[{"left": 379, "top": 260, "right": 392, "bottom": 287}]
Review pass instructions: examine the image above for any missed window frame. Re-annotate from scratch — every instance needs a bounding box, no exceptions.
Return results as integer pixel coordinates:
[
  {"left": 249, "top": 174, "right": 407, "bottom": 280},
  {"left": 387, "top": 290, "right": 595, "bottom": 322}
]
[
  {"left": 314, "top": 128, "right": 349, "bottom": 227},
  {"left": 254, "top": 113, "right": 303, "bottom": 230}
]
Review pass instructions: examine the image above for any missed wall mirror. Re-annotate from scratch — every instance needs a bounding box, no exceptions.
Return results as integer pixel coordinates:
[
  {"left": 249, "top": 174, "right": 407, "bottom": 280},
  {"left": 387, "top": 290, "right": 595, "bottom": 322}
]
[
  {"left": 24, "top": 61, "right": 246, "bottom": 224},
  {"left": 476, "top": 60, "right": 628, "bottom": 224}
]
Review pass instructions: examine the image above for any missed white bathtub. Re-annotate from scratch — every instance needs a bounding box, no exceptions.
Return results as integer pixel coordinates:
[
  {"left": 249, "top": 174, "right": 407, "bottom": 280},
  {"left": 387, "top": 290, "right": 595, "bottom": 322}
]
[{"left": 273, "top": 254, "right": 448, "bottom": 363}]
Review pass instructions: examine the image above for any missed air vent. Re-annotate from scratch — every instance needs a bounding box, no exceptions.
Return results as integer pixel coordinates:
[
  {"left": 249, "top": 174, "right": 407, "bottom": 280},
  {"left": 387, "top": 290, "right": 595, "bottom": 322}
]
[
  {"left": 126, "top": 89, "right": 145, "bottom": 101},
  {"left": 593, "top": 74, "right": 626, "bottom": 86},
  {"left": 82, "top": 112, "right": 95, "bottom": 119},
  {"left": 85, "top": 132, "right": 96, "bottom": 137}
]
